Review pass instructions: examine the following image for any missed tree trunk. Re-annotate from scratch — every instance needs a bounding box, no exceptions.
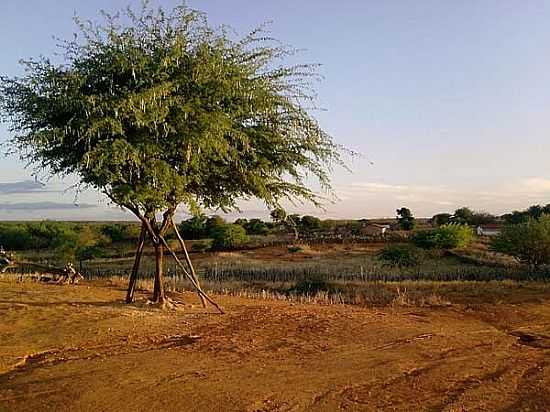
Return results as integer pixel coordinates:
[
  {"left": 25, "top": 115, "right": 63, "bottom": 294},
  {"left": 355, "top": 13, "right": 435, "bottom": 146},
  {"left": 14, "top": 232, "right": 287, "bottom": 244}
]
[
  {"left": 152, "top": 242, "right": 165, "bottom": 303},
  {"left": 126, "top": 223, "right": 146, "bottom": 303}
]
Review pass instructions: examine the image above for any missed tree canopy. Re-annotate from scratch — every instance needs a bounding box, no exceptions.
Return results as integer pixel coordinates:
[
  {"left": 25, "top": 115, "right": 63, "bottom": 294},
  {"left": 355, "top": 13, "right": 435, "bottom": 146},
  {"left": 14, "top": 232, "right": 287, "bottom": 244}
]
[{"left": 0, "top": 3, "right": 342, "bottom": 304}]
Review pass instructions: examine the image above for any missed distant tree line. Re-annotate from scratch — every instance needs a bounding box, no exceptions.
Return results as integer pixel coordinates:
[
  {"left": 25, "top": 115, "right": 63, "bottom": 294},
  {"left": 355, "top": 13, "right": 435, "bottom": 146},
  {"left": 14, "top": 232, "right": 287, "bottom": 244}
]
[{"left": 429, "top": 204, "right": 550, "bottom": 227}]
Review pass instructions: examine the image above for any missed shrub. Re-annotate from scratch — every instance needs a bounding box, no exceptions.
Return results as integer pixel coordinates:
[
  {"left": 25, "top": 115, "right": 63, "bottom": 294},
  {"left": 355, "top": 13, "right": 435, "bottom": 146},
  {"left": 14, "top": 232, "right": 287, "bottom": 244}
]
[
  {"left": 396, "top": 207, "right": 416, "bottom": 231},
  {"left": 178, "top": 214, "right": 208, "bottom": 239},
  {"left": 491, "top": 215, "right": 550, "bottom": 269},
  {"left": 243, "top": 218, "right": 270, "bottom": 235},
  {"left": 377, "top": 244, "right": 423, "bottom": 267},
  {"left": 0, "top": 224, "right": 32, "bottom": 250},
  {"left": 101, "top": 223, "right": 139, "bottom": 243},
  {"left": 412, "top": 224, "right": 473, "bottom": 250},
  {"left": 211, "top": 224, "right": 249, "bottom": 250},
  {"left": 300, "top": 215, "right": 321, "bottom": 233}
]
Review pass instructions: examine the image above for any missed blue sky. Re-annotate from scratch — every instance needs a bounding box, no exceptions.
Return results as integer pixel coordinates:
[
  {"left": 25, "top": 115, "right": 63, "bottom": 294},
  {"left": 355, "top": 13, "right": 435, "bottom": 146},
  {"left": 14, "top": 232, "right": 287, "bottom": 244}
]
[{"left": 1, "top": 0, "right": 550, "bottom": 220}]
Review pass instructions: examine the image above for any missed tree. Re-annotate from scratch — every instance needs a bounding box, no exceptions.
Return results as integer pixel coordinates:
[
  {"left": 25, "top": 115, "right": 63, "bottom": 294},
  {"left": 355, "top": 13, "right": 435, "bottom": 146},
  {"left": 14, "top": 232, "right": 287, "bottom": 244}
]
[
  {"left": 431, "top": 213, "right": 452, "bottom": 227},
  {"left": 101, "top": 223, "right": 140, "bottom": 243},
  {"left": 412, "top": 224, "right": 473, "bottom": 250},
  {"left": 377, "top": 244, "right": 423, "bottom": 267},
  {"left": 502, "top": 204, "right": 550, "bottom": 224},
  {"left": 469, "top": 212, "right": 497, "bottom": 226},
  {"left": 234, "top": 218, "right": 248, "bottom": 227},
  {"left": 270, "top": 208, "right": 299, "bottom": 239},
  {"left": 396, "top": 207, "right": 416, "bottom": 231},
  {"left": 300, "top": 215, "right": 321, "bottom": 233},
  {"left": 491, "top": 215, "right": 550, "bottom": 270},
  {"left": 0, "top": 3, "right": 342, "bottom": 306},
  {"left": 211, "top": 224, "right": 249, "bottom": 250},
  {"left": 178, "top": 214, "right": 208, "bottom": 239},
  {"left": 270, "top": 208, "right": 287, "bottom": 224},
  {"left": 452, "top": 207, "right": 474, "bottom": 225},
  {"left": 243, "top": 218, "right": 269, "bottom": 235},
  {"left": 205, "top": 215, "right": 226, "bottom": 237}
]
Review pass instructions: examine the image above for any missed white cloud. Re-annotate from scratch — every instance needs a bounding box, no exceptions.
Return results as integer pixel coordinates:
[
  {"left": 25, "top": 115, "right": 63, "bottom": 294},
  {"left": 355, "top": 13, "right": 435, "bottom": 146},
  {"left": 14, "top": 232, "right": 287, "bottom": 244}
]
[{"left": 518, "top": 177, "right": 550, "bottom": 194}]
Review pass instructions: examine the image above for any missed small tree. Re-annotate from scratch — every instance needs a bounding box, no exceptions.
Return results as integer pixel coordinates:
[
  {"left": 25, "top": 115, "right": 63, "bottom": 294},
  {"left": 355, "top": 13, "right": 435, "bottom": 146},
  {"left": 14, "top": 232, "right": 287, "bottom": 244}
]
[
  {"left": 270, "top": 208, "right": 299, "bottom": 239},
  {"left": 431, "top": 213, "right": 452, "bottom": 227},
  {"left": 205, "top": 215, "right": 226, "bottom": 237},
  {"left": 412, "top": 224, "right": 473, "bottom": 250},
  {"left": 243, "top": 218, "right": 269, "bottom": 235},
  {"left": 396, "top": 207, "right": 416, "bottom": 231},
  {"left": 211, "top": 224, "right": 249, "bottom": 250},
  {"left": 1, "top": 3, "right": 342, "bottom": 305},
  {"left": 178, "top": 214, "right": 208, "bottom": 240},
  {"left": 377, "top": 244, "right": 423, "bottom": 268},
  {"left": 300, "top": 215, "right": 321, "bottom": 234},
  {"left": 491, "top": 215, "right": 550, "bottom": 270}
]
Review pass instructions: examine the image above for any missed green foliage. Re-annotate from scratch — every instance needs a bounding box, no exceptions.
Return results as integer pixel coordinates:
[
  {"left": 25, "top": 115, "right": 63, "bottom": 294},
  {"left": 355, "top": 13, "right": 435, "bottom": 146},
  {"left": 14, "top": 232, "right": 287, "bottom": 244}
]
[
  {"left": 205, "top": 215, "right": 226, "bottom": 236},
  {"left": 412, "top": 224, "right": 473, "bottom": 250},
  {"left": 210, "top": 224, "right": 249, "bottom": 250},
  {"left": 491, "top": 215, "right": 550, "bottom": 269},
  {"left": 0, "top": 224, "right": 33, "bottom": 250},
  {"left": 502, "top": 204, "right": 550, "bottom": 224},
  {"left": 0, "top": 3, "right": 342, "bottom": 223},
  {"left": 242, "top": 218, "right": 269, "bottom": 235},
  {"left": 377, "top": 244, "right": 423, "bottom": 267},
  {"left": 451, "top": 207, "right": 474, "bottom": 225},
  {"left": 300, "top": 215, "right": 321, "bottom": 233},
  {"left": 431, "top": 213, "right": 452, "bottom": 227},
  {"left": 0, "top": 221, "right": 105, "bottom": 253},
  {"left": 234, "top": 218, "right": 248, "bottom": 227},
  {"left": 178, "top": 214, "right": 208, "bottom": 239},
  {"left": 396, "top": 207, "right": 416, "bottom": 231},
  {"left": 450, "top": 207, "right": 496, "bottom": 226},
  {"left": 270, "top": 208, "right": 287, "bottom": 223},
  {"left": 101, "top": 223, "right": 140, "bottom": 243}
]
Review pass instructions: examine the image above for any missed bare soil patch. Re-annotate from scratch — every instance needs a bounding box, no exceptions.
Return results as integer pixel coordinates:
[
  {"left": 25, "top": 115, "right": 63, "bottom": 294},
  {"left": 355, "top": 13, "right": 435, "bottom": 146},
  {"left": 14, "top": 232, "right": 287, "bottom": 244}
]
[{"left": 1, "top": 280, "right": 550, "bottom": 411}]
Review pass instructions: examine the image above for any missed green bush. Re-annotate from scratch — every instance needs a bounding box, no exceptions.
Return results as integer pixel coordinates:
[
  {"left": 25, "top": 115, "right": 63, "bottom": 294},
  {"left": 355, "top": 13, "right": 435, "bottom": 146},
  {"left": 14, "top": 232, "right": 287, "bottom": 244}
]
[
  {"left": 0, "top": 224, "right": 32, "bottom": 250},
  {"left": 412, "top": 224, "right": 473, "bottom": 250},
  {"left": 377, "top": 244, "right": 423, "bottom": 267},
  {"left": 179, "top": 214, "right": 208, "bottom": 239},
  {"left": 491, "top": 215, "right": 550, "bottom": 269},
  {"left": 101, "top": 223, "right": 140, "bottom": 243},
  {"left": 211, "top": 224, "right": 249, "bottom": 250},
  {"left": 243, "top": 218, "right": 270, "bottom": 235}
]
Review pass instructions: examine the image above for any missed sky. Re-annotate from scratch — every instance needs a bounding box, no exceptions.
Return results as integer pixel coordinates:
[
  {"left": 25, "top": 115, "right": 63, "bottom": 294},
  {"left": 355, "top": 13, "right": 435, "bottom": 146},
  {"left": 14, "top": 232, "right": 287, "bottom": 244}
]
[{"left": 1, "top": 0, "right": 550, "bottom": 221}]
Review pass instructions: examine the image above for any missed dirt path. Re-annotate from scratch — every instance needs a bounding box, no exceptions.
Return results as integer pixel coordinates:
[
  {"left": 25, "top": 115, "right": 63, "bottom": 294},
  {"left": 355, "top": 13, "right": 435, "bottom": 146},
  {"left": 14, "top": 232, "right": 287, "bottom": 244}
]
[{"left": 1, "top": 281, "right": 550, "bottom": 411}]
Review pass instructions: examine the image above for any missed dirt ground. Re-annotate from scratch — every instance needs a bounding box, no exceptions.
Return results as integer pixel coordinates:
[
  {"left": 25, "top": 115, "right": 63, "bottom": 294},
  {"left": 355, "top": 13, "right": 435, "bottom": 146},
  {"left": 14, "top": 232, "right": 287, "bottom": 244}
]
[{"left": 1, "top": 280, "right": 550, "bottom": 411}]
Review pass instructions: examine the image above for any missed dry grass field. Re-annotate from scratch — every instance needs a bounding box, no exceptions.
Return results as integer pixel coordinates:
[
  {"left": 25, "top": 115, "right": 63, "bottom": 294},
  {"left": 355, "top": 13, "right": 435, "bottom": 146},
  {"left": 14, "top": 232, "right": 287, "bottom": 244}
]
[{"left": 1, "top": 278, "right": 550, "bottom": 411}]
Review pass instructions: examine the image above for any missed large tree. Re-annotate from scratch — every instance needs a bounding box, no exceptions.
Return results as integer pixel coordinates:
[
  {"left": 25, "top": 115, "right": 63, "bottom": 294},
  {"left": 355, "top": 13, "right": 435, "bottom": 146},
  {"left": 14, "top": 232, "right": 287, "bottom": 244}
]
[{"left": 0, "top": 3, "right": 342, "bottom": 306}]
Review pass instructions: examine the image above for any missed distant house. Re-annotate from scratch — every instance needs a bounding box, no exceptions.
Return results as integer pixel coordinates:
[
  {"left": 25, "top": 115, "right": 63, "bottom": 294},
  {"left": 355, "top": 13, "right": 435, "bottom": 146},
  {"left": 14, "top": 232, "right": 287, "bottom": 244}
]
[
  {"left": 476, "top": 224, "right": 502, "bottom": 237},
  {"left": 360, "top": 224, "right": 390, "bottom": 236}
]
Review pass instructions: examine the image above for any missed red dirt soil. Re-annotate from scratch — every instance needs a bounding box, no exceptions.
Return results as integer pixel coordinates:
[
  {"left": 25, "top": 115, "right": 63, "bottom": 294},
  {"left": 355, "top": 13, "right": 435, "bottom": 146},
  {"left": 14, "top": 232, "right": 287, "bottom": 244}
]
[{"left": 1, "top": 280, "right": 550, "bottom": 411}]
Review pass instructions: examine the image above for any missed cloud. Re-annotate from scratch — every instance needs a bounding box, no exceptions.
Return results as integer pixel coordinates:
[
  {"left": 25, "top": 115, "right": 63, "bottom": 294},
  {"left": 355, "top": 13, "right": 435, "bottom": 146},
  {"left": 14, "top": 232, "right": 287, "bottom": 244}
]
[
  {"left": 518, "top": 177, "right": 550, "bottom": 194},
  {"left": 0, "top": 202, "right": 96, "bottom": 211},
  {"left": 0, "top": 180, "right": 48, "bottom": 194}
]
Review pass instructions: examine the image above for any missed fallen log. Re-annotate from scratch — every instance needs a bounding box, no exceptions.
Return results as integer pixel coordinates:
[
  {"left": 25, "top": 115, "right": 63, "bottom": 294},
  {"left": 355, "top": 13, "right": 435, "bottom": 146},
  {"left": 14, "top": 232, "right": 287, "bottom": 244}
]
[{"left": 0, "top": 253, "right": 83, "bottom": 284}]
